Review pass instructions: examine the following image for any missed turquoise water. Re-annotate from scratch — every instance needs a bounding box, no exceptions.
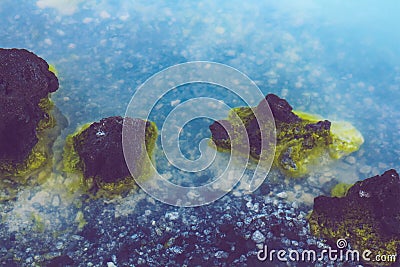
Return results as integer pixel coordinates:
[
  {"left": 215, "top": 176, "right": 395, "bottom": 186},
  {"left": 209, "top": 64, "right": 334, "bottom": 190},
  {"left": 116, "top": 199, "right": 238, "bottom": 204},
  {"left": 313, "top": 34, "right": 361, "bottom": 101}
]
[
  {"left": 1, "top": 1, "right": 400, "bottom": 266},
  {"left": 2, "top": 0, "right": 399, "bottom": 172}
]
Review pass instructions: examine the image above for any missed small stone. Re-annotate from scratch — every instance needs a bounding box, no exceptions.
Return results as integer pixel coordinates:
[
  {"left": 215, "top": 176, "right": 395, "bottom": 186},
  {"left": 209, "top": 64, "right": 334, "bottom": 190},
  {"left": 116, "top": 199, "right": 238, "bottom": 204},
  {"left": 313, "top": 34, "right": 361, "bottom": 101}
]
[
  {"left": 319, "top": 175, "right": 331, "bottom": 185},
  {"left": 38, "top": 170, "right": 48, "bottom": 183},
  {"left": 276, "top": 192, "right": 288, "bottom": 199},
  {"left": 251, "top": 230, "right": 265, "bottom": 243},
  {"left": 359, "top": 165, "right": 372, "bottom": 174},
  {"left": 107, "top": 262, "right": 116, "bottom": 267},
  {"left": 144, "top": 210, "right": 151, "bottom": 216},
  {"left": 246, "top": 201, "right": 253, "bottom": 209},
  {"left": 55, "top": 241, "right": 63, "bottom": 250},
  {"left": 155, "top": 228, "right": 162, "bottom": 236},
  {"left": 345, "top": 156, "right": 356, "bottom": 164},
  {"left": 378, "top": 162, "right": 388, "bottom": 169},
  {"left": 301, "top": 193, "right": 314, "bottom": 205},
  {"left": 214, "top": 250, "right": 229, "bottom": 259},
  {"left": 169, "top": 246, "right": 183, "bottom": 254},
  {"left": 165, "top": 211, "right": 179, "bottom": 221},
  {"left": 52, "top": 195, "right": 61, "bottom": 207},
  {"left": 252, "top": 202, "right": 260, "bottom": 212},
  {"left": 232, "top": 190, "right": 242, "bottom": 197},
  {"left": 317, "top": 241, "right": 325, "bottom": 248},
  {"left": 170, "top": 99, "right": 180, "bottom": 106},
  {"left": 293, "top": 185, "right": 302, "bottom": 192}
]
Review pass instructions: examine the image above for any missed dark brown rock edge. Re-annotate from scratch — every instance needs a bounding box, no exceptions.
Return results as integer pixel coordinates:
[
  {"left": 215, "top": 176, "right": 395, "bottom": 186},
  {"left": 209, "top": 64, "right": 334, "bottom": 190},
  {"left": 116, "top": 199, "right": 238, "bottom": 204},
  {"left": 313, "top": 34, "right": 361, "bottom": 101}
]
[
  {"left": 0, "top": 48, "right": 58, "bottom": 167},
  {"left": 309, "top": 169, "right": 400, "bottom": 266}
]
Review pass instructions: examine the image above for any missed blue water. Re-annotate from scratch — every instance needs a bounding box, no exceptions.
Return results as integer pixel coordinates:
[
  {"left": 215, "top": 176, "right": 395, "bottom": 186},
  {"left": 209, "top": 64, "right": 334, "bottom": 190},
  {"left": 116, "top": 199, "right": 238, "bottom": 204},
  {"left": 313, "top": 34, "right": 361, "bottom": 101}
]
[
  {"left": 2, "top": 1, "right": 399, "bottom": 175},
  {"left": 1, "top": 1, "right": 400, "bottom": 265}
]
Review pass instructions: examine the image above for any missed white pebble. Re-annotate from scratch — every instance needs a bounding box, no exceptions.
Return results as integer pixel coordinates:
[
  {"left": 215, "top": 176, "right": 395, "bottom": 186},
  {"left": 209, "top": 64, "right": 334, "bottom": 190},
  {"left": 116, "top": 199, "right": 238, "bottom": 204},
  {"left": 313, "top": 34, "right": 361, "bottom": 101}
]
[
  {"left": 345, "top": 156, "right": 356, "bottom": 164},
  {"left": 251, "top": 230, "right": 265, "bottom": 243},
  {"left": 276, "top": 192, "right": 288, "bottom": 199},
  {"left": 83, "top": 17, "right": 93, "bottom": 24},
  {"left": 165, "top": 211, "right": 179, "bottom": 220},
  {"left": 215, "top": 26, "right": 225, "bottom": 34},
  {"left": 44, "top": 38, "right": 52, "bottom": 45},
  {"left": 359, "top": 165, "right": 372, "bottom": 174},
  {"left": 100, "top": 11, "right": 111, "bottom": 19},
  {"left": 170, "top": 99, "right": 180, "bottom": 107},
  {"left": 52, "top": 195, "right": 61, "bottom": 207}
]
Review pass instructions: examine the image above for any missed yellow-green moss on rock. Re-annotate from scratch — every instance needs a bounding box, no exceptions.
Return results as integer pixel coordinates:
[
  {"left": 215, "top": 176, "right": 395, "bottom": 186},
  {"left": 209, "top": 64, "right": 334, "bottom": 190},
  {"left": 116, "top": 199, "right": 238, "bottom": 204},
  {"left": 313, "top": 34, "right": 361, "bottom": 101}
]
[
  {"left": 293, "top": 110, "right": 364, "bottom": 160},
  {"left": 63, "top": 116, "right": 158, "bottom": 197},
  {"left": 330, "top": 182, "right": 352, "bottom": 197},
  {"left": 209, "top": 94, "right": 363, "bottom": 178},
  {"left": 0, "top": 49, "right": 61, "bottom": 201},
  {"left": 309, "top": 169, "right": 400, "bottom": 266}
]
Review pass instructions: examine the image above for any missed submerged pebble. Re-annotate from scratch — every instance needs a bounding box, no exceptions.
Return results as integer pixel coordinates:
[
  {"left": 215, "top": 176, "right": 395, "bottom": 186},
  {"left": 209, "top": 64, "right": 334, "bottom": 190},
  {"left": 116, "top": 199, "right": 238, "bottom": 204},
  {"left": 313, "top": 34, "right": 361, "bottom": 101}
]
[
  {"left": 251, "top": 230, "right": 266, "bottom": 243},
  {"left": 359, "top": 165, "right": 372, "bottom": 174}
]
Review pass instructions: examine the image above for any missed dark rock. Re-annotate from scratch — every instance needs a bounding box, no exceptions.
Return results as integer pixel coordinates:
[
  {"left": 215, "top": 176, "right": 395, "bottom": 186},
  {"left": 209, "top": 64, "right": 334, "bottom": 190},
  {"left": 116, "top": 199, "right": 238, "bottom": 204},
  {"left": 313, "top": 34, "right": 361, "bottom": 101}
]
[
  {"left": 258, "top": 183, "right": 270, "bottom": 195},
  {"left": 246, "top": 117, "right": 262, "bottom": 158},
  {"left": 0, "top": 48, "right": 58, "bottom": 103},
  {"left": 0, "top": 48, "right": 58, "bottom": 167},
  {"left": 305, "top": 120, "right": 331, "bottom": 132},
  {"left": 271, "top": 224, "right": 282, "bottom": 237},
  {"left": 74, "top": 116, "right": 131, "bottom": 183},
  {"left": 209, "top": 120, "right": 232, "bottom": 151},
  {"left": 262, "top": 93, "right": 301, "bottom": 124},
  {"left": 0, "top": 97, "right": 38, "bottom": 165},
  {"left": 0, "top": 48, "right": 59, "bottom": 191},
  {"left": 309, "top": 169, "right": 400, "bottom": 266},
  {"left": 209, "top": 93, "right": 335, "bottom": 177},
  {"left": 64, "top": 116, "right": 158, "bottom": 195},
  {"left": 80, "top": 225, "right": 100, "bottom": 243},
  {"left": 46, "top": 255, "right": 74, "bottom": 267}
]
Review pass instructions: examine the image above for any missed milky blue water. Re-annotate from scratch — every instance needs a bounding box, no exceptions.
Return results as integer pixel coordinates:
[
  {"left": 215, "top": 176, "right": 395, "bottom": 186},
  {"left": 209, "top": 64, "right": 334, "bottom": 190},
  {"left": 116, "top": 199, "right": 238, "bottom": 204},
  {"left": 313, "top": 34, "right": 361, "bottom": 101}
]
[
  {"left": 2, "top": 1, "right": 399, "bottom": 178},
  {"left": 1, "top": 1, "right": 400, "bottom": 265}
]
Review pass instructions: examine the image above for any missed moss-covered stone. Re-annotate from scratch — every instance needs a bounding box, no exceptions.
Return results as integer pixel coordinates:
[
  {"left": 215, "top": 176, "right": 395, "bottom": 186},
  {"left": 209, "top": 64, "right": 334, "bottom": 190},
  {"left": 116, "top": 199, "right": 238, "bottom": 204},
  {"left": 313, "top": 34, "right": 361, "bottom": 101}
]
[
  {"left": 0, "top": 48, "right": 60, "bottom": 200},
  {"left": 330, "top": 182, "right": 352, "bottom": 197},
  {"left": 309, "top": 169, "right": 400, "bottom": 266},
  {"left": 63, "top": 116, "right": 158, "bottom": 197},
  {"left": 293, "top": 110, "right": 364, "bottom": 160},
  {"left": 209, "top": 94, "right": 363, "bottom": 177}
]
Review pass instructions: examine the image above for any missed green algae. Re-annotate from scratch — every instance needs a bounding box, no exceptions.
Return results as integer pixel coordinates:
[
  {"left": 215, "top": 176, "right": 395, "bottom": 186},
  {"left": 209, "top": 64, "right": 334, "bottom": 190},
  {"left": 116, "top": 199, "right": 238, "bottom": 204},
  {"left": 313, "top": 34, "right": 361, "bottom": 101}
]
[
  {"left": 309, "top": 169, "right": 400, "bottom": 266},
  {"left": 330, "top": 182, "right": 352, "bottom": 197},
  {"left": 293, "top": 110, "right": 364, "bottom": 160},
  {"left": 0, "top": 96, "right": 60, "bottom": 201},
  {"left": 63, "top": 119, "right": 158, "bottom": 198},
  {"left": 63, "top": 123, "right": 91, "bottom": 175},
  {"left": 209, "top": 96, "right": 364, "bottom": 178}
]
